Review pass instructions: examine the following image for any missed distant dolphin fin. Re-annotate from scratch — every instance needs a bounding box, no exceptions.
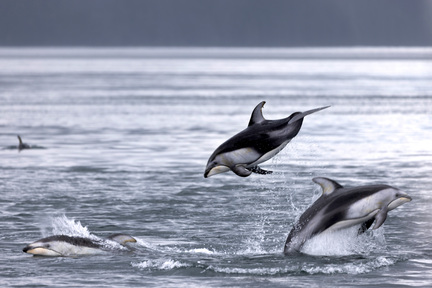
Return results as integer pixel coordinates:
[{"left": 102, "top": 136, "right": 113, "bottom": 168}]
[
  {"left": 248, "top": 101, "right": 266, "bottom": 126},
  {"left": 247, "top": 165, "right": 273, "bottom": 175},
  {"left": 313, "top": 177, "right": 343, "bottom": 195},
  {"left": 288, "top": 106, "right": 330, "bottom": 124},
  {"left": 17, "top": 135, "right": 23, "bottom": 144},
  {"left": 231, "top": 165, "right": 253, "bottom": 177},
  {"left": 372, "top": 207, "right": 388, "bottom": 229}
]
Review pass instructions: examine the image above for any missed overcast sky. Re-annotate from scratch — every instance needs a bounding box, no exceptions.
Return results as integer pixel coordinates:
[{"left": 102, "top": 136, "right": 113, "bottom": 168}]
[{"left": 0, "top": 0, "right": 431, "bottom": 47}]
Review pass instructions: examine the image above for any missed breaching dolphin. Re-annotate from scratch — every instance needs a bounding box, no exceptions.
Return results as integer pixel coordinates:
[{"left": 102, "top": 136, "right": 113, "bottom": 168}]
[
  {"left": 204, "top": 101, "right": 330, "bottom": 178},
  {"left": 283, "top": 177, "right": 412, "bottom": 254},
  {"left": 17, "top": 135, "right": 31, "bottom": 151},
  {"left": 23, "top": 233, "right": 137, "bottom": 257}
]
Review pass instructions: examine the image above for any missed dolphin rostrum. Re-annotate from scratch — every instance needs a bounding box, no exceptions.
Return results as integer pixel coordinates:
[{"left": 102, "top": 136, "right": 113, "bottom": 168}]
[
  {"left": 283, "top": 177, "right": 412, "bottom": 254},
  {"left": 23, "top": 233, "right": 137, "bottom": 257},
  {"left": 204, "top": 101, "right": 330, "bottom": 178}
]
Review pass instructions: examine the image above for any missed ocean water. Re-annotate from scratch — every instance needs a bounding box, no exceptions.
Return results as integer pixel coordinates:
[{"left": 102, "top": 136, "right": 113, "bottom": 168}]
[{"left": 0, "top": 47, "right": 431, "bottom": 287}]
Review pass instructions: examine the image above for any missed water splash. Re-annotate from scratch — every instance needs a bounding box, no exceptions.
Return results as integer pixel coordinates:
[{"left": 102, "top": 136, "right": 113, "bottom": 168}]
[
  {"left": 301, "top": 256, "right": 396, "bottom": 275},
  {"left": 205, "top": 265, "right": 291, "bottom": 276},
  {"left": 47, "top": 215, "right": 94, "bottom": 239},
  {"left": 35, "top": 215, "right": 144, "bottom": 253},
  {"left": 134, "top": 237, "right": 158, "bottom": 250},
  {"left": 186, "top": 248, "right": 215, "bottom": 254},
  {"left": 301, "top": 226, "right": 387, "bottom": 256},
  {"left": 132, "top": 259, "right": 190, "bottom": 270}
]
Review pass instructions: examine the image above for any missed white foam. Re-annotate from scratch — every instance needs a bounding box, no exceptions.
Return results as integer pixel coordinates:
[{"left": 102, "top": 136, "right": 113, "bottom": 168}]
[
  {"left": 134, "top": 237, "right": 158, "bottom": 250},
  {"left": 302, "top": 256, "right": 396, "bottom": 275},
  {"left": 132, "top": 259, "right": 190, "bottom": 270},
  {"left": 301, "top": 226, "right": 386, "bottom": 256},
  {"left": 186, "top": 248, "right": 215, "bottom": 254},
  {"left": 155, "top": 245, "right": 222, "bottom": 255},
  {"left": 207, "top": 266, "right": 288, "bottom": 275},
  {"left": 205, "top": 255, "right": 396, "bottom": 276}
]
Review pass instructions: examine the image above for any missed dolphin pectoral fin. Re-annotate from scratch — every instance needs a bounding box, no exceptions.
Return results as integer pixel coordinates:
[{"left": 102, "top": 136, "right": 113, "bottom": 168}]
[
  {"left": 312, "top": 177, "right": 343, "bottom": 195},
  {"left": 372, "top": 207, "right": 388, "bottom": 230},
  {"left": 231, "top": 165, "right": 253, "bottom": 177},
  {"left": 358, "top": 218, "right": 375, "bottom": 235},
  {"left": 247, "top": 165, "right": 273, "bottom": 175},
  {"left": 248, "top": 101, "right": 266, "bottom": 126}
]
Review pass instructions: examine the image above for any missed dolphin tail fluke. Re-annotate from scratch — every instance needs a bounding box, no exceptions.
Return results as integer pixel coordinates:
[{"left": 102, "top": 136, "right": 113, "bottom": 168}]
[
  {"left": 247, "top": 165, "right": 273, "bottom": 175},
  {"left": 372, "top": 207, "right": 388, "bottom": 229},
  {"left": 231, "top": 165, "right": 253, "bottom": 177}
]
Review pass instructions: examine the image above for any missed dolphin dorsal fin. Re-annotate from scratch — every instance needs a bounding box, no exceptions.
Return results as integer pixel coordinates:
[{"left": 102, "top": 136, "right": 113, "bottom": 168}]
[
  {"left": 107, "top": 234, "right": 137, "bottom": 245},
  {"left": 248, "top": 101, "right": 266, "bottom": 126},
  {"left": 312, "top": 177, "right": 343, "bottom": 195},
  {"left": 17, "top": 135, "right": 23, "bottom": 144}
]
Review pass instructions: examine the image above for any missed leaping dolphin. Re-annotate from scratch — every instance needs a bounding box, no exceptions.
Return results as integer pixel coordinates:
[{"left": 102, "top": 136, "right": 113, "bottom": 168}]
[
  {"left": 283, "top": 177, "right": 412, "bottom": 254},
  {"left": 204, "top": 101, "right": 330, "bottom": 178},
  {"left": 23, "top": 233, "right": 137, "bottom": 257}
]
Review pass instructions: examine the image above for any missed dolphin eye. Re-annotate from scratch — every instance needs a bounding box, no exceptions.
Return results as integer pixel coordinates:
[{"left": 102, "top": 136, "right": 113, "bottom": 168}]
[{"left": 45, "top": 244, "right": 51, "bottom": 248}]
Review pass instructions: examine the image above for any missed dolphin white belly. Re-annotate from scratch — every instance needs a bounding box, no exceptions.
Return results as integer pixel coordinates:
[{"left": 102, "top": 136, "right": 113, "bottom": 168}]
[
  {"left": 206, "top": 148, "right": 261, "bottom": 177},
  {"left": 248, "top": 140, "right": 290, "bottom": 167}
]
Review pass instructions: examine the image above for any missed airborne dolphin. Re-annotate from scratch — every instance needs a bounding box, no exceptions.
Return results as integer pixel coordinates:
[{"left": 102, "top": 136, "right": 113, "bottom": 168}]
[
  {"left": 283, "top": 177, "right": 412, "bottom": 254},
  {"left": 23, "top": 234, "right": 137, "bottom": 257},
  {"left": 204, "top": 101, "right": 330, "bottom": 178}
]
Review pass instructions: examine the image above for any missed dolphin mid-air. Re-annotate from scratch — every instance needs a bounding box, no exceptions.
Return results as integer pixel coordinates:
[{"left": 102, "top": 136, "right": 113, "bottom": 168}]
[
  {"left": 283, "top": 177, "right": 412, "bottom": 254},
  {"left": 23, "top": 233, "right": 137, "bottom": 257},
  {"left": 204, "top": 101, "right": 330, "bottom": 178}
]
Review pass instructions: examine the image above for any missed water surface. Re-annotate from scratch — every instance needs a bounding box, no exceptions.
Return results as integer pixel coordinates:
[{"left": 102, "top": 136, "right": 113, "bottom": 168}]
[{"left": 1, "top": 47, "right": 431, "bottom": 287}]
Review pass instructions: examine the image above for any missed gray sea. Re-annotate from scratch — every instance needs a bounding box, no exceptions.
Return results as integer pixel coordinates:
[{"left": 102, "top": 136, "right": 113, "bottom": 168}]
[{"left": 1, "top": 47, "right": 431, "bottom": 287}]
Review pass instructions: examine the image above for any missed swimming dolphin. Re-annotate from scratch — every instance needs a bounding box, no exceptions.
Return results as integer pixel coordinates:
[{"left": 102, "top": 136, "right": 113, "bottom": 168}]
[
  {"left": 283, "top": 177, "right": 412, "bottom": 254},
  {"left": 204, "top": 101, "right": 330, "bottom": 178},
  {"left": 17, "top": 135, "right": 31, "bottom": 151},
  {"left": 23, "top": 233, "right": 137, "bottom": 257}
]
